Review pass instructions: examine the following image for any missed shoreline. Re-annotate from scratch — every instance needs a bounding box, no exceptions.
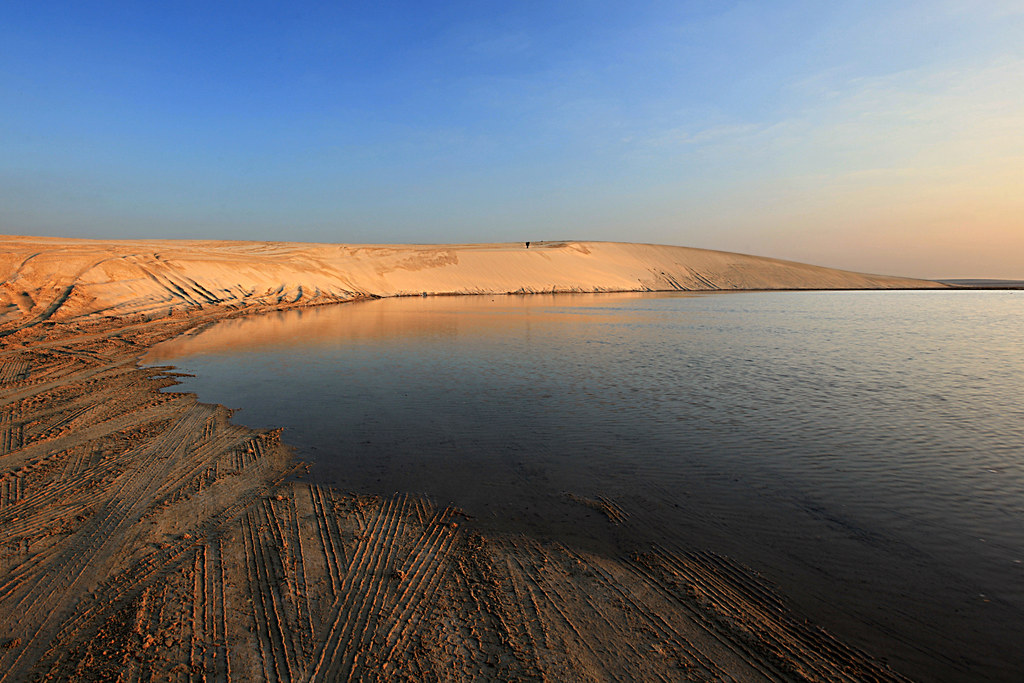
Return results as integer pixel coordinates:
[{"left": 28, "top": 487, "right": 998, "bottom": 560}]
[
  {"left": 1, "top": 237, "right": 965, "bottom": 680},
  {"left": 0, "top": 297, "right": 921, "bottom": 681},
  {"left": 1, "top": 236, "right": 944, "bottom": 336}
]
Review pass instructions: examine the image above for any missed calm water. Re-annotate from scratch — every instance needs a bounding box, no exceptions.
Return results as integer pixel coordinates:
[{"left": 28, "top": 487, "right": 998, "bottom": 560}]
[{"left": 146, "top": 290, "right": 1024, "bottom": 681}]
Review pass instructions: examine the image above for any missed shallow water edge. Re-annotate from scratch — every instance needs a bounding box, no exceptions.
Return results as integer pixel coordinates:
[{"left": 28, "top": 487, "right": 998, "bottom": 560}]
[{"left": 147, "top": 290, "right": 1024, "bottom": 681}]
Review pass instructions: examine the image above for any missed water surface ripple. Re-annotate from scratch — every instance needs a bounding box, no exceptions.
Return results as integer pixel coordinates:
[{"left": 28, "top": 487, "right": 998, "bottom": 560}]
[{"left": 147, "top": 290, "right": 1024, "bottom": 681}]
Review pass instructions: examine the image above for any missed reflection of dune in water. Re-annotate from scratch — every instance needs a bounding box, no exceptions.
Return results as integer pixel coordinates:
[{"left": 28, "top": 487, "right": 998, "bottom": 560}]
[{"left": 143, "top": 292, "right": 688, "bottom": 361}]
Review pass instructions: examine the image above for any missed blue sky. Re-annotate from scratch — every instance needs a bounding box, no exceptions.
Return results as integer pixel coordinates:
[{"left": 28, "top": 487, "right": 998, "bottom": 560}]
[{"left": 2, "top": 1, "right": 1022, "bottom": 277}]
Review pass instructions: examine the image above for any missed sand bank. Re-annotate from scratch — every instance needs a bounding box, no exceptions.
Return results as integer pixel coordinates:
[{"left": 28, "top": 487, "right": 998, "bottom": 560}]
[
  {"left": 1, "top": 235, "right": 942, "bottom": 332},
  {"left": 0, "top": 236, "right": 923, "bottom": 680}
]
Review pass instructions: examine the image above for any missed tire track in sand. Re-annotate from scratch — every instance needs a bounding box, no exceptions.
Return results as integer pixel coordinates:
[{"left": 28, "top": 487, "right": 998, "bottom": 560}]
[{"left": 0, "top": 403, "right": 211, "bottom": 681}]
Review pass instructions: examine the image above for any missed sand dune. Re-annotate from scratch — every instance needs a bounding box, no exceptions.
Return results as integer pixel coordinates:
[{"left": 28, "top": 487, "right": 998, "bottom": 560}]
[{"left": 0, "top": 235, "right": 942, "bottom": 331}]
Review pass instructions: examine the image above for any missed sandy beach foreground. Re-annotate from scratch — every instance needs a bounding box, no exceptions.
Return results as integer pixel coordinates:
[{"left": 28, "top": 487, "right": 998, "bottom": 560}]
[{"left": 0, "top": 237, "right": 937, "bottom": 681}]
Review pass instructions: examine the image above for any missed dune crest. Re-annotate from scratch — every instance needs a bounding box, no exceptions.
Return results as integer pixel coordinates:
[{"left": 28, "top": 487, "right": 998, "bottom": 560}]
[{"left": 0, "top": 235, "right": 942, "bottom": 330}]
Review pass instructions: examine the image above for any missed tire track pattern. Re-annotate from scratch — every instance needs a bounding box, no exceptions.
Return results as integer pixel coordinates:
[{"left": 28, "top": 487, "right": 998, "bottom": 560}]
[
  {"left": 631, "top": 547, "right": 914, "bottom": 682},
  {"left": 0, "top": 311, "right": 912, "bottom": 681}
]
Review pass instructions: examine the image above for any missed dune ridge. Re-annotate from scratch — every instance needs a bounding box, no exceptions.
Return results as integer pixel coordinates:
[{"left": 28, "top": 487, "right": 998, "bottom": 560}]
[{"left": 1, "top": 235, "right": 942, "bottom": 331}]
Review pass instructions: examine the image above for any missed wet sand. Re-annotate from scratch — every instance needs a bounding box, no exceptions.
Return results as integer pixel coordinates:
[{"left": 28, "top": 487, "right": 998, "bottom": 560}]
[{"left": 0, "top": 236, "right": 936, "bottom": 681}]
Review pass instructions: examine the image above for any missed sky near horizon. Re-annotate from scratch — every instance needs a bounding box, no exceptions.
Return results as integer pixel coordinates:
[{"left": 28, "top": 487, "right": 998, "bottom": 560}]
[{"left": 2, "top": 1, "right": 1022, "bottom": 278}]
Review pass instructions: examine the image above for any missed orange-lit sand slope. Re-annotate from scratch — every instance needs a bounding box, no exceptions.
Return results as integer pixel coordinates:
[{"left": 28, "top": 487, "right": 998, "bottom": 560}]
[{"left": 0, "top": 235, "right": 943, "bottom": 325}]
